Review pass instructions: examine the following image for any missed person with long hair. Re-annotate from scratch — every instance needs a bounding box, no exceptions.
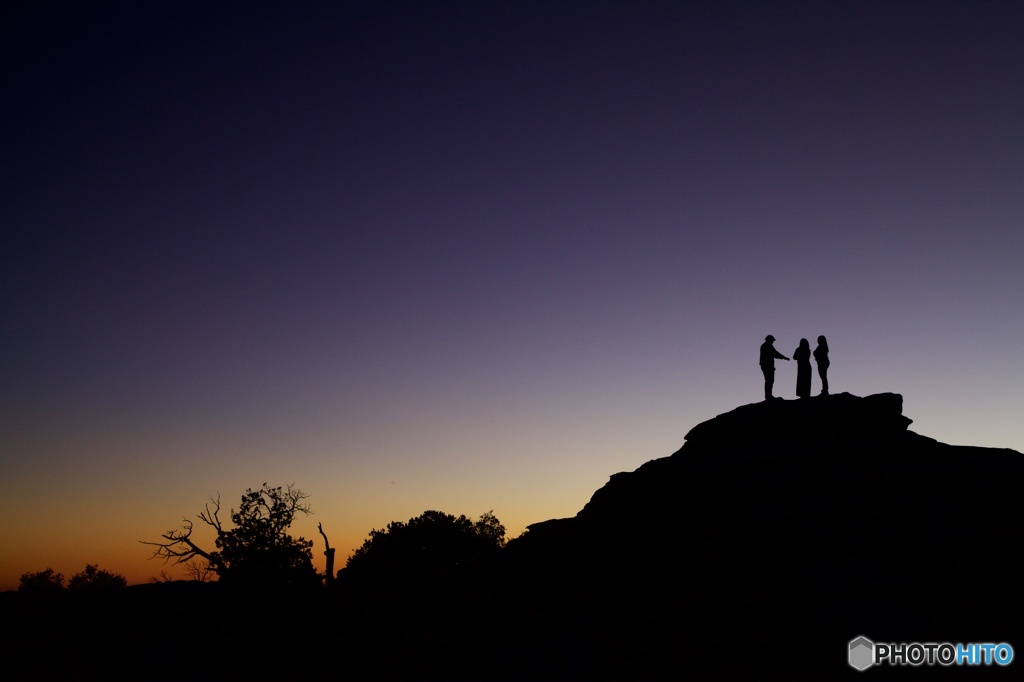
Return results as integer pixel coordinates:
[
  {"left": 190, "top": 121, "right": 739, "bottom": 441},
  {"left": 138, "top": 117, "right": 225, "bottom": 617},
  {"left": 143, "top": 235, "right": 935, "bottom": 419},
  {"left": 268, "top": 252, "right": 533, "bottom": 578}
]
[
  {"left": 814, "top": 335, "right": 830, "bottom": 395},
  {"left": 793, "top": 338, "right": 811, "bottom": 398}
]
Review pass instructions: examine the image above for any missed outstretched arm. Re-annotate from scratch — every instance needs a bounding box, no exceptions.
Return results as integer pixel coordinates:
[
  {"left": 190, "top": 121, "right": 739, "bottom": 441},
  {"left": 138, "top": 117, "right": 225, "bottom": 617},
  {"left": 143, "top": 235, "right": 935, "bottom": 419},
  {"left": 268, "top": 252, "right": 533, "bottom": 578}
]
[{"left": 774, "top": 349, "right": 790, "bottom": 361}]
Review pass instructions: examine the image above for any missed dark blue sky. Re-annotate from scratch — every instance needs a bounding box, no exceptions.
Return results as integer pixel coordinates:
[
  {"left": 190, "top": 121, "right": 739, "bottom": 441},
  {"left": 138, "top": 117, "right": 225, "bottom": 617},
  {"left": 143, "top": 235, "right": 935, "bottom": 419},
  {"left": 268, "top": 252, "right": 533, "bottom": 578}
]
[{"left": 3, "top": 1, "right": 1023, "bottom": 587}]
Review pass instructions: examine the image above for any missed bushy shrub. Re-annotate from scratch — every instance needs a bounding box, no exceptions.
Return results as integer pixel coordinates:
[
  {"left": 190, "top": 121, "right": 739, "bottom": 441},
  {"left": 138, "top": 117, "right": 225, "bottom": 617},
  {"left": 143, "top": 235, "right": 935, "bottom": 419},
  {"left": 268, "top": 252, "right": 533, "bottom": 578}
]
[
  {"left": 67, "top": 564, "right": 127, "bottom": 592},
  {"left": 18, "top": 567, "right": 65, "bottom": 593}
]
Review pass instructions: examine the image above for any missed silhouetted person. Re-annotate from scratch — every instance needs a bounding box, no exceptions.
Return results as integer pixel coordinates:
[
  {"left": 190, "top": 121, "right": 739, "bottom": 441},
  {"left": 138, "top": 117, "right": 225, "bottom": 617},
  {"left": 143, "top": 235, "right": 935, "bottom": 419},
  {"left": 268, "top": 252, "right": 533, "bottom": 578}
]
[
  {"left": 793, "top": 338, "right": 811, "bottom": 398},
  {"left": 759, "top": 335, "right": 790, "bottom": 400},
  {"left": 814, "top": 335, "right": 830, "bottom": 395}
]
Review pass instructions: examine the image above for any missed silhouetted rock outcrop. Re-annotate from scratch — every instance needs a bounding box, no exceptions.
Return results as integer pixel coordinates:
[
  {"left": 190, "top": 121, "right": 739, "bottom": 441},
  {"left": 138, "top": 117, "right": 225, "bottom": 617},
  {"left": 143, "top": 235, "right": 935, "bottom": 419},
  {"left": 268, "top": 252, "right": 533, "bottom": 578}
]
[{"left": 502, "top": 393, "right": 1024, "bottom": 679}]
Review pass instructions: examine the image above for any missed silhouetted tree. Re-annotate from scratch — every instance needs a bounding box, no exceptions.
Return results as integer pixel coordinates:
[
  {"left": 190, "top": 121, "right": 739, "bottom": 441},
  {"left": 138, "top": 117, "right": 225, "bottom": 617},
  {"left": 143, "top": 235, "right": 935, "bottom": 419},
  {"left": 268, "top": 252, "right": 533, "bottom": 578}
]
[
  {"left": 143, "top": 483, "right": 319, "bottom": 589},
  {"left": 318, "top": 522, "right": 336, "bottom": 584},
  {"left": 184, "top": 557, "right": 217, "bottom": 582},
  {"left": 474, "top": 510, "right": 506, "bottom": 548},
  {"left": 67, "top": 564, "right": 127, "bottom": 591},
  {"left": 342, "top": 510, "right": 506, "bottom": 587},
  {"left": 18, "top": 567, "right": 65, "bottom": 593},
  {"left": 149, "top": 569, "right": 175, "bottom": 583}
]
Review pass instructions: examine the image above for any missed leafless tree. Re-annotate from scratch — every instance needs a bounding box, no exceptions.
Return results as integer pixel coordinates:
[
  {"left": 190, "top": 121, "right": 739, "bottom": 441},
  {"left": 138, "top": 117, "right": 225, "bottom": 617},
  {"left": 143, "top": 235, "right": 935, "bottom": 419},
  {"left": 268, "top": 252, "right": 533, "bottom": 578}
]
[
  {"left": 149, "top": 570, "right": 174, "bottom": 584},
  {"left": 319, "top": 522, "right": 336, "bottom": 583},
  {"left": 140, "top": 494, "right": 228, "bottom": 574},
  {"left": 184, "top": 558, "right": 217, "bottom": 582}
]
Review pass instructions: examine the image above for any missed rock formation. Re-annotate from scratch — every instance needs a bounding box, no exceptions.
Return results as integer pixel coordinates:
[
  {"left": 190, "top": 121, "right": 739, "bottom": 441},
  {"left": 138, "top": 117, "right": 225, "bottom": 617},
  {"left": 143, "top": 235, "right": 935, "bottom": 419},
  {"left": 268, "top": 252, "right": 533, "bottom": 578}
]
[{"left": 502, "top": 393, "right": 1024, "bottom": 678}]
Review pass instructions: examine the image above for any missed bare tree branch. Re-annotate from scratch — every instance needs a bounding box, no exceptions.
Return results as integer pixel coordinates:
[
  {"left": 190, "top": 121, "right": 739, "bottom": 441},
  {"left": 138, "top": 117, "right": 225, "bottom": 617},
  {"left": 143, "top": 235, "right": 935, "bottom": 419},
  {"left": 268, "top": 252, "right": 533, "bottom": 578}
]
[
  {"left": 197, "top": 494, "right": 223, "bottom": 534},
  {"left": 317, "top": 522, "right": 331, "bottom": 552},
  {"left": 184, "top": 557, "right": 216, "bottom": 582},
  {"left": 140, "top": 517, "right": 224, "bottom": 572},
  {"left": 318, "top": 522, "right": 336, "bottom": 583},
  {"left": 281, "top": 483, "right": 312, "bottom": 516}
]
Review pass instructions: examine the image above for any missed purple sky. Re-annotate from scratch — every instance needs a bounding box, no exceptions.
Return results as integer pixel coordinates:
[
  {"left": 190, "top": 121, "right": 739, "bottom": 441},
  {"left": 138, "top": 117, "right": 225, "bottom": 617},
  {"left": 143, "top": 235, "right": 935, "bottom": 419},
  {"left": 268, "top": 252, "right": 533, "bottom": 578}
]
[{"left": 3, "top": 1, "right": 1023, "bottom": 589}]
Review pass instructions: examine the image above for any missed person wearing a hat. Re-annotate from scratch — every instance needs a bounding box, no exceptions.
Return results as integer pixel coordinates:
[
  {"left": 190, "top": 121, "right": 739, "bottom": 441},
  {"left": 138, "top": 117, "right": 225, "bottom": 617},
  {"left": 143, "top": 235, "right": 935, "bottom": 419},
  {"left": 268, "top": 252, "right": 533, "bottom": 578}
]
[{"left": 759, "top": 335, "right": 790, "bottom": 400}]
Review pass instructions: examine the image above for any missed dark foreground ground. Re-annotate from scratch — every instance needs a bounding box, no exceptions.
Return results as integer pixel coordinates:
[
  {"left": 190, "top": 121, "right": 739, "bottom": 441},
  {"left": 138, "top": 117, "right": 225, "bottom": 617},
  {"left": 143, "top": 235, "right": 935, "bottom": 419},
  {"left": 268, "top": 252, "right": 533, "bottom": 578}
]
[{"left": 4, "top": 571, "right": 1020, "bottom": 681}]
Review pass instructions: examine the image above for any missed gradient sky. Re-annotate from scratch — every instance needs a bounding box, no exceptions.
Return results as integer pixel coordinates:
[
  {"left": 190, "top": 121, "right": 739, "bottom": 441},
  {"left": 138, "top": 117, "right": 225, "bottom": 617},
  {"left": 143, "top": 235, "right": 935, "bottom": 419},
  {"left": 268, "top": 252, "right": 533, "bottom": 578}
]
[{"left": 3, "top": 1, "right": 1023, "bottom": 590}]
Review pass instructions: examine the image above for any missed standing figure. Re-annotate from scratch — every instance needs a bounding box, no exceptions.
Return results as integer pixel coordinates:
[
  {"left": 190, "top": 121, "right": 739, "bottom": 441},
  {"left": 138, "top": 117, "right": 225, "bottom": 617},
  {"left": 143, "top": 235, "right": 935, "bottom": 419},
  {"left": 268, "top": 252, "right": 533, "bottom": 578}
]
[
  {"left": 759, "top": 335, "right": 790, "bottom": 400},
  {"left": 793, "top": 338, "right": 811, "bottom": 398},
  {"left": 813, "top": 335, "right": 830, "bottom": 395}
]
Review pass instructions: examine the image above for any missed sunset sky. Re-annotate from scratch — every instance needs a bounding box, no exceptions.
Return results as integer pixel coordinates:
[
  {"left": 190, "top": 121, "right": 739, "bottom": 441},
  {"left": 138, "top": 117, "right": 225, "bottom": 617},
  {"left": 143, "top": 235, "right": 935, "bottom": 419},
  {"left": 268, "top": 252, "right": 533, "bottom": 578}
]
[{"left": 3, "top": 1, "right": 1023, "bottom": 590}]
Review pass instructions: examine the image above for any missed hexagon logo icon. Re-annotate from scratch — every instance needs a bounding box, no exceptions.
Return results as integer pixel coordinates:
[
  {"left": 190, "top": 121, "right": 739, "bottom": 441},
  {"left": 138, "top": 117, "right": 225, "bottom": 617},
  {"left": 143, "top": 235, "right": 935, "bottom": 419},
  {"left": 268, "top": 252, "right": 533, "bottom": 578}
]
[{"left": 849, "top": 636, "right": 875, "bottom": 671}]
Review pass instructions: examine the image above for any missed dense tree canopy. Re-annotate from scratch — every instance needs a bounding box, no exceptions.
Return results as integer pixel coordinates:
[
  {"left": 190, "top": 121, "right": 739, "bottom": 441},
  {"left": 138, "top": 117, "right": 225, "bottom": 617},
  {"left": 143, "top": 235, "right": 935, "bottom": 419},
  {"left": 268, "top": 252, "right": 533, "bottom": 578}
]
[{"left": 342, "top": 510, "right": 506, "bottom": 587}]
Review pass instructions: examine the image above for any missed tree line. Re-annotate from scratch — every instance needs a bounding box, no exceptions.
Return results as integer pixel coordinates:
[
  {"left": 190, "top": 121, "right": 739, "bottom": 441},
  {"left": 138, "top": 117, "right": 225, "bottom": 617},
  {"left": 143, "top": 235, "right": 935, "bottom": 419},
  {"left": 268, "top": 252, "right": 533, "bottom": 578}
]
[
  {"left": 18, "top": 483, "right": 507, "bottom": 594},
  {"left": 18, "top": 564, "right": 127, "bottom": 594}
]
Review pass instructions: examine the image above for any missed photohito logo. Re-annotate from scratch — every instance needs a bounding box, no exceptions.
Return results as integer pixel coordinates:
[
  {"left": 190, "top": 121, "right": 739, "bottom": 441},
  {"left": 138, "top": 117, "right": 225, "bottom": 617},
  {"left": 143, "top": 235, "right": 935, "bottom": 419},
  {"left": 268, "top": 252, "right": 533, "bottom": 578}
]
[{"left": 849, "top": 636, "right": 1013, "bottom": 670}]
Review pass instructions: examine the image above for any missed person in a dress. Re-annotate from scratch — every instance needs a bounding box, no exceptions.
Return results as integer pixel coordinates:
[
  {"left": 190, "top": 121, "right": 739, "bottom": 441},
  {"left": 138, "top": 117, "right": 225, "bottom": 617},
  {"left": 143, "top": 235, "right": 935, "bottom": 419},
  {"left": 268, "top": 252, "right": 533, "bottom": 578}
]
[{"left": 793, "top": 338, "right": 811, "bottom": 398}]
